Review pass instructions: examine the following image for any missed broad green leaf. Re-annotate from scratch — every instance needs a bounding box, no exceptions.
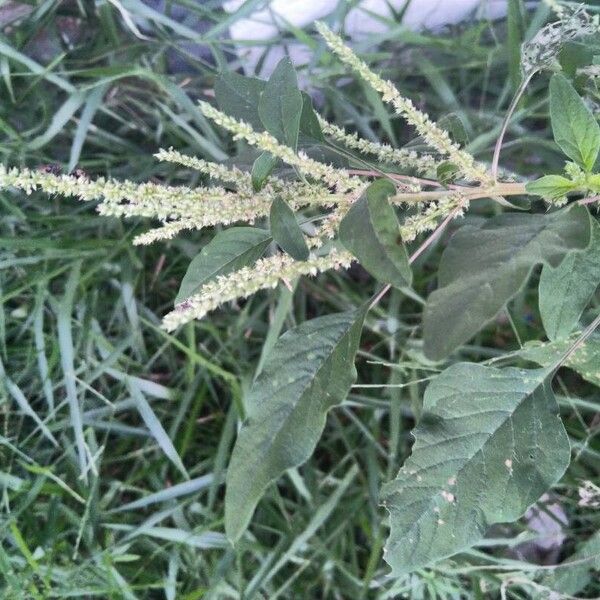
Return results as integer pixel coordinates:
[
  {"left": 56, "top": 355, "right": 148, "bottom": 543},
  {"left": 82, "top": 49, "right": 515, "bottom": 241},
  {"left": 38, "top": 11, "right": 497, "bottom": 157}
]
[
  {"left": 520, "top": 332, "right": 600, "bottom": 388},
  {"left": 258, "top": 58, "right": 302, "bottom": 150},
  {"left": 270, "top": 197, "right": 309, "bottom": 261},
  {"left": 214, "top": 71, "right": 265, "bottom": 130},
  {"left": 526, "top": 175, "right": 579, "bottom": 201},
  {"left": 339, "top": 179, "right": 412, "bottom": 289},
  {"left": 550, "top": 74, "right": 600, "bottom": 171},
  {"left": 382, "top": 363, "right": 570, "bottom": 575},
  {"left": 251, "top": 151, "right": 277, "bottom": 191},
  {"left": 175, "top": 228, "right": 271, "bottom": 304},
  {"left": 423, "top": 205, "right": 591, "bottom": 360},
  {"left": 225, "top": 308, "right": 367, "bottom": 542},
  {"left": 539, "top": 219, "right": 600, "bottom": 340}
]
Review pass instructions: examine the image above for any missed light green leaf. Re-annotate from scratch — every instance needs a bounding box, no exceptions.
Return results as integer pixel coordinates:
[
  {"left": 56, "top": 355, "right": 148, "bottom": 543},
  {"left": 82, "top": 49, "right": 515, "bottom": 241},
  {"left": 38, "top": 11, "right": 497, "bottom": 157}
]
[
  {"left": 339, "top": 179, "right": 411, "bottom": 289},
  {"left": 270, "top": 197, "right": 309, "bottom": 261},
  {"left": 526, "top": 175, "right": 579, "bottom": 201},
  {"left": 520, "top": 332, "right": 600, "bottom": 388},
  {"left": 225, "top": 308, "right": 367, "bottom": 542},
  {"left": 423, "top": 205, "right": 591, "bottom": 360},
  {"left": 214, "top": 71, "right": 265, "bottom": 130},
  {"left": 175, "top": 228, "right": 271, "bottom": 304},
  {"left": 251, "top": 151, "right": 277, "bottom": 192},
  {"left": 382, "top": 363, "right": 570, "bottom": 575},
  {"left": 258, "top": 58, "right": 302, "bottom": 150},
  {"left": 550, "top": 73, "right": 600, "bottom": 171},
  {"left": 539, "top": 219, "right": 600, "bottom": 340}
]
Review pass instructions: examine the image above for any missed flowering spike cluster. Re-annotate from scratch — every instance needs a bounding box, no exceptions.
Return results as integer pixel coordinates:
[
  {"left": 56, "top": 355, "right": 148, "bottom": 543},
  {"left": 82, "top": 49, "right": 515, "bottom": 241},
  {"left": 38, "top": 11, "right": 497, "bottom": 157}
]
[
  {"left": 0, "top": 165, "right": 342, "bottom": 246},
  {"left": 199, "top": 101, "right": 362, "bottom": 192},
  {"left": 0, "top": 26, "right": 511, "bottom": 327},
  {"left": 155, "top": 147, "right": 253, "bottom": 190},
  {"left": 317, "top": 116, "right": 437, "bottom": 175},
  {"left": 162, "top": 249, "right": 354, "bottom": 330},
  {"left": 315, "top": 22, "right": 491, "bottom": 185},
  {"left": 399, "top": 193, "right": 467, "bottom": 242}
]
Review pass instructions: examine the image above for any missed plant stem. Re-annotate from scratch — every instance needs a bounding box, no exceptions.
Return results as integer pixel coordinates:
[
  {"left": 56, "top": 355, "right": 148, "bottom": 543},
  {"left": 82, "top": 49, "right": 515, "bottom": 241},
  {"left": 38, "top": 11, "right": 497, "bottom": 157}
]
[
  {"left": 392, "top": 182, "right": 527, "bottom": 205},
  {"left": 491, "top": 73, "right": 535, "bottom": 182}
]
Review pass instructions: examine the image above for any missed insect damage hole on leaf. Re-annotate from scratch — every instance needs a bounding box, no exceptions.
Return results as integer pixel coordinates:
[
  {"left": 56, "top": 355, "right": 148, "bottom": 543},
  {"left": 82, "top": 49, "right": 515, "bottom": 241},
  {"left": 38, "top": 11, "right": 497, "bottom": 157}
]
[{"left": 381, "top": 362, "right": 570, "bottom": 575}]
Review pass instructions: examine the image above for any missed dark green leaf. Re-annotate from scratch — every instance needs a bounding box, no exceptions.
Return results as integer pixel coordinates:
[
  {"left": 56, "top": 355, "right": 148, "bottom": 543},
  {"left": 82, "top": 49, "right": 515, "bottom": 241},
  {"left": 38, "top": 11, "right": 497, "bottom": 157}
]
[
  {"left": 270, "top": 197, "right": 309, "bottom": 261},
  {"left": 251, "top": 152, "right": 278, "bottom": 192},
  {"left": 299, "top": 92, "right": 325, "bottom": 143},
  {"left": 382, "top": 363, "right": 570, "bottom": 575},
  {"left": 436, "top": 161, "right": 459, "bottom": 186},
  {"left": 339, "top": 179, "right": 412, "bottom": 289},
  {"left": 539, "top": 218, "right": 600, "bottom": 340},
  {"left": 423, "top": 206, "right": 591, "bottom": 360},
  {"left": 215, "top": 71, "right": 265, "bottom": 130},
  {"left": 175, "top": 228, "right": 271, "bottom": 304},
  {"left": 258, "top": 58, "right": 302, "bottom": 150},
  {"left": 225, "top": 308, "right": 367, "bottom": 542},
  {"left": 550, "top": 73, "right": 600, "bottom": 171}
]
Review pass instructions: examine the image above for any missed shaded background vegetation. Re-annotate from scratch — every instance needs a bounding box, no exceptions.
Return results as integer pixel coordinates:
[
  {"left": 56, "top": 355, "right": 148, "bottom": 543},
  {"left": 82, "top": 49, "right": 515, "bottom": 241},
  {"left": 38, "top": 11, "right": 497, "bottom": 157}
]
[{"left": 1, "top": 1, "right": 599, "bottom": 598}]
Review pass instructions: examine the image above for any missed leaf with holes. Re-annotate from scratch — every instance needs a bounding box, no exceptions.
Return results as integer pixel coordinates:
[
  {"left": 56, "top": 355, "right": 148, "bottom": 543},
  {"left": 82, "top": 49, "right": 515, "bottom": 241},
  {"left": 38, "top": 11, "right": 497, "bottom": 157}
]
[
  {"left": 175, "top": 228, "right": 271, "bottom": 304},
  {"left": 423, "top": 205, "right": 591, "bottom": 360},
  {"left": 225, "top": 307, "right": 367, "bottom": 542},
  {"left": 520, "top": 333, "right": 600, "bottom": 389},
  {"left": 382, "top": 363, "right": 570, "bottom": 575}
]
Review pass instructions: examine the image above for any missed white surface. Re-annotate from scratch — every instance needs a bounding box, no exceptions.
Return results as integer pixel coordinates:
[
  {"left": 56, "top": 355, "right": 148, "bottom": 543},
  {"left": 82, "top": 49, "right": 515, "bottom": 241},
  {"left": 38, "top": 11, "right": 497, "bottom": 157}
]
[{"left": 223, "top": 0, "right": 510, "bottom": 76}]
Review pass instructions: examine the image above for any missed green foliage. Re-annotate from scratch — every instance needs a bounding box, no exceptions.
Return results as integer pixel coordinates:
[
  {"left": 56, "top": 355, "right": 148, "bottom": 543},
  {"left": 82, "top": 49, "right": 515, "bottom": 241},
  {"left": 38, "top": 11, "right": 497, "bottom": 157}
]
[
  {"left": 423, "top": 206, "right": 591, "bottom": 360},
  {"left": 176, "top": 228, "right": 271, "bottom": 304},
  {"left": 526, "top": 174, "right": 579, "bottom": 200},
  {"left": 259, "top": 58, "right": 303, "bottom": 150},
  {"left": 270, "top": 197, "right": 310, "bottom": 260},
  {"left": 252, "top": 152, "right": 278, "bottom": 191},
  {"left": 539, "top": 218, "right": 600, "bottom": 340},
  {"left": 549, "top": 73, "right": 600, "bottom": 171},
  {"left": 225, "top": 307, "right": 366, "bottom": 542},
  {"left": 382, "top": 363, "right": 569, "bottom": 574},
  {"left": 521, "top": 333, "right": 600, "bottom": 388},
  {"left": 3, "top": 3, "right": 600, "bottom": 597},
  {"left": 339, "top": 179, "right": 412, "bottom": 288}
]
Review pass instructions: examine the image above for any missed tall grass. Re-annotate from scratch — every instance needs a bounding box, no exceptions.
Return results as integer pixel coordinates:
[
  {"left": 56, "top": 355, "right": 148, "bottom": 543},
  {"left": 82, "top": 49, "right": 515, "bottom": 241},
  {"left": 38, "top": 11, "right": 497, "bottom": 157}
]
[{"left": 1, "top": 1, "right": 599, "bottom": 598}]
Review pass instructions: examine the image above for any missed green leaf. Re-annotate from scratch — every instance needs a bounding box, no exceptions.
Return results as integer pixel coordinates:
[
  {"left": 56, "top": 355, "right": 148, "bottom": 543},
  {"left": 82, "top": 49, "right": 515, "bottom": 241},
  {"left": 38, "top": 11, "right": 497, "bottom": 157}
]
[
  {"left": 299, "top": 92, "right": 324, "bottom": 143},
  {"left": 214, "top": 71, "right": 265, "bottom": 130},
  {"left": 382, "top": 363, "right": 570, "bottom": 575},
  {"left": 539, "top": 219, "right": 600, "bottom": 340},
  {"left": 541, "top": 530, "right": 600, "bottom": 596},
  {"left": 175, "top": 228, "right": 271, "bottom": 304},
  {"left": 270, "top": 197, "right": 310, "bottom": 261},
  {"left": 423, "top": 206, "right": 591, "bottom": 360},
  {"left": 520, "top": 332, "right": 600, "bottom": 388},
  {"left": 225, "top": 308, "right": 367, "bottom": 542},
  {"left": 526, "top": 175, "right": 579, "bottom": 201},
  {"left": 339, "top": 179, "right": 412, "bottom": 289},
  {"left": 251, "top": 152, "right": 278, "bottom": 192},
  {"left": 258, "top": 58, "right": 302, "bottom": 150},
  {"left": 550, "top": 73, "right": 600, "bottom": 171}
]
